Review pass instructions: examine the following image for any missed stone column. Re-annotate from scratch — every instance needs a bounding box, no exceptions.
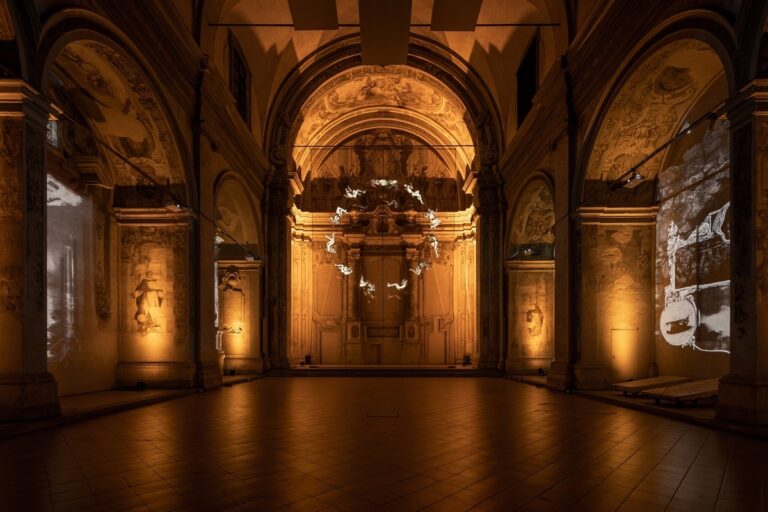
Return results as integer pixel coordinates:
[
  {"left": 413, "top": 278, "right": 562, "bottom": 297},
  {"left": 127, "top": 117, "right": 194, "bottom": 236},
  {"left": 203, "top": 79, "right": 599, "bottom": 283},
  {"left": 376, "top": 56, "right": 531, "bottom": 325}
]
[
  {"left": 0, "top": 80, "right": 60, "bottom": 420},
  {"left": 218, "top": 260, "right": 264, "bottom": 373},
  {"left": 115, "top": 208, "right": 198, "bottom": 388},
  {"left": 474, "top": 173, "right": 504, "bottom": 370},
  {"left": 265, "top": 176, "right": 293, "bottom": 369},
  {"left": 571, "top": 207, "right": 656, "bottom": 389},
  {"left": 717, "top": 79, "right": 768, "bottom": 424}
]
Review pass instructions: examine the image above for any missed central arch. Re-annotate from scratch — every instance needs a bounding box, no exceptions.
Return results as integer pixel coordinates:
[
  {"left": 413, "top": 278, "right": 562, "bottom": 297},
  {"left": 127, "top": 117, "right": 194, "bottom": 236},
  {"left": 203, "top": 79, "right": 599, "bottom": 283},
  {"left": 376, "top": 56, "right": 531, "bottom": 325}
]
[{"left": 264, "top": 35, "right": 503, "bottom": 368}]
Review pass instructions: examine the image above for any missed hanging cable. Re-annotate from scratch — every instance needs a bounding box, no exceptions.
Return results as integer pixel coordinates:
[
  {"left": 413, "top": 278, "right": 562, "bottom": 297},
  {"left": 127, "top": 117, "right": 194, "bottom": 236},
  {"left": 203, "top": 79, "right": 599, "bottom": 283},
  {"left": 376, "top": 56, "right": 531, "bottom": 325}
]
[{"left": 53, "top": 108, "right": 259, "bottom": 260}]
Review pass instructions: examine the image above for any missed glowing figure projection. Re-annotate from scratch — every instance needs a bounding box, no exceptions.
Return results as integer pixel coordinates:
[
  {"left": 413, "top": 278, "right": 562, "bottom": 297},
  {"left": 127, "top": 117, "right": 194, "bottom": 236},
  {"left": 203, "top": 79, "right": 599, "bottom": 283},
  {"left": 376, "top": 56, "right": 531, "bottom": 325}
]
[
  {"left": 660, "top": 201, "right": 731, "bottom": 352},
  {"left": 387, "top": 279, "right": 408, "bottom": 291},
  {"left": 344, "top": 186, "right": 366, "bottom": 199},
  {"left": 335, "top": 264, "right": 353, "bottom": 276},
  {"left": 409, "top": 261, "right": 430, "bottom": 276},
  {"left": 325, "top": 233, "right": 337, "bottom": 254},
  {"left": 330, "top": 206, "right": 348, "bottom": 225},
  {"left": 424, "top": 209, "right": 441, "bottom": 230},
  {"left": 427, "top": 235, "right": 440, "bottom": 258},
  {"left": 385, "top": 199, "right": 399, "bottom": 209},
  {"left": 404, "top": 184, "right": 424, "bottom": 204},
  {"left": 371, "top": 179, "right": 398, "bottom": 189},
  {"left": 359, "top": 275, "right": 376, "bottom": 299}
]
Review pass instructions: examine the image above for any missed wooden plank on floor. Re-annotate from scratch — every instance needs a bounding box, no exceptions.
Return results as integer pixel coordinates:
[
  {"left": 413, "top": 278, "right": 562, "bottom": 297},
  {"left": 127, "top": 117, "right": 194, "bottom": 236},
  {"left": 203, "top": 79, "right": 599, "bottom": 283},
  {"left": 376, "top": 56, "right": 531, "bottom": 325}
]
[
  {"left": 613, "top": 376, "right": 692, "bottom": 395},
  {"left": 641, "top": 378, "right": 720, "bottom": 404}
]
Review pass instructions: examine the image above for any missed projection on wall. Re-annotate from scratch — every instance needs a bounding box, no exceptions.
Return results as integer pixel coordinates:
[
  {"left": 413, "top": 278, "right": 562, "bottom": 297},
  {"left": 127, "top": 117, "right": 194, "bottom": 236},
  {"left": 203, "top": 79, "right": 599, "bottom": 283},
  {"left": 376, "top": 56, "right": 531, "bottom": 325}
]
[
  {"left": 657, "top": 123, "right": 730, "bottom": 353},
  {"left": 47, "top": 175, "right": 84, "bottom": 363}
]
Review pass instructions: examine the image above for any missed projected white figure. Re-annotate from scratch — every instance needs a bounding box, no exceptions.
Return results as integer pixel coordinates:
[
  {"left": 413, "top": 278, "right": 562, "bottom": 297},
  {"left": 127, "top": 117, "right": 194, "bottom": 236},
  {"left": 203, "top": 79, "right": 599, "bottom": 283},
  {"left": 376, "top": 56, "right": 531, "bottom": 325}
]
[
  {"left": 661, "top": 201, "right": 730, "bottom": 352},
  {"left": 335, "top": 264, "right": 353, "bottom": 275},
  {"left": 409, "top": 261, "right": 430, "bottom": 276},
  {"left": 344, "top": 186, "right": 366, "bottom": 199},
  {"left": 370, "top": 179, "right": 398, "bottom": 189},
  {"left": 404, "top": 184, "right": 424, "bottom": 204},
  {"left": 427, "top": 235, "right": 440, "bottom": 258},
  {"left": 385, "top": 199, "right": 399, "bottom": 209},
  {"left": 359, "top": 275, "right": 376, "bottom": 299},
  {"left": 325, "top": 233, "right": 336, "bottom": 254},
  {"left": 424, "top": 209, "right": 441, "bottom": 229},
  {"left": 330, "top": 206, "right": 348, "bottom": 225},
  {"left": 387, "top": 279, "right": 408, "bottom": 291}
]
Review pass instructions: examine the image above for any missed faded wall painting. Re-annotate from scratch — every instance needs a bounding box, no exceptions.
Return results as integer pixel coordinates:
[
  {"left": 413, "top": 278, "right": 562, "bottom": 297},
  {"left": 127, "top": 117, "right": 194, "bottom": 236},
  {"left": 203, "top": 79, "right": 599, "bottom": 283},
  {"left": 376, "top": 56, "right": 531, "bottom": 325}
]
[
  {"left": 120, "top": 225, "right": 188, "bottom": 358},
  {"left": 506, "top": 264, "right": 554, "bottom": 370},
  {"left": 53, "top": 41, "right": 184, "bottom": 189},
  {"left": 656, "top": 122, "right": 730, "bottom": 353}
]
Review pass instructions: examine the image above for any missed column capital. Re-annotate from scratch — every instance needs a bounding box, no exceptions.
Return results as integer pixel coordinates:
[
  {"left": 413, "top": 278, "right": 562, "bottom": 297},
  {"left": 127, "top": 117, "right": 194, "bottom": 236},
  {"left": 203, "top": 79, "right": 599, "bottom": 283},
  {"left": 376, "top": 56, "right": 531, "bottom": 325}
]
[
  {"left": 573, "top": 205, "right": 659, "bottom": 225},
  {"left": 0, "top": 79, "right": 51, "bottom": 121}
]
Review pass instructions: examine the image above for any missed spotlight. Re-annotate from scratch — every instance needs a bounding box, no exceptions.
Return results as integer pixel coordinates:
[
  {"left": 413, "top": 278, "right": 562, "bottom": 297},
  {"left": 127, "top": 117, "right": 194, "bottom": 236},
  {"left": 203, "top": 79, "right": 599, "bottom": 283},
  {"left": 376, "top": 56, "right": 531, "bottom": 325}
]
[{"left": 610, "top": 170, "right": 645, "bottom": 190}]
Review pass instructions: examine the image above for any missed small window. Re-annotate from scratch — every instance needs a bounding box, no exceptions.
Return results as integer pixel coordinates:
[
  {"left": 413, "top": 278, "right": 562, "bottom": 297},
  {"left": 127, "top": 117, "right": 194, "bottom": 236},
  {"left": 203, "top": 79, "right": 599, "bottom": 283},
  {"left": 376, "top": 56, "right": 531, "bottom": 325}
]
[
  {"left": 517, "top": 32, "right": 539, "bottom": 127},
  {"left": 46, "top": 117, "right": 60, "bottom": 148},
  {"left": 228, "top": 32, "right": 251, "bottom": 127}
]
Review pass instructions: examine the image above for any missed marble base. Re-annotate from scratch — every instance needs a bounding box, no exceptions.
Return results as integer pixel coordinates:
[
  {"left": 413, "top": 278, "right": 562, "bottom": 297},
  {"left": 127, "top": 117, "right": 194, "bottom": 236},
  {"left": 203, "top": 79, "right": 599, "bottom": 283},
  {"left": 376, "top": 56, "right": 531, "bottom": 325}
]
[
  {"left": 506, "top": 357, "right": 552, "bottom": 374},
  {"left": 716, "top": 375, "right": 768, "bottom": 425},
  {"left": 117, "top": 362, "right": 197, "bottom": 389},
  {"left": 573, "top": 363, "right": 611, "bottom": 390},
  {"left": 223, "top": 355, "right": 264, "bottom": 374},
  {"left": 197, "top": 362, "right": 223, "bottom": 390},
  {"left": 0, "top": 373, "right": 61, "bottom": 421},
  {"left": 546, "top": 361, "right": 574, "bottom": 391}
]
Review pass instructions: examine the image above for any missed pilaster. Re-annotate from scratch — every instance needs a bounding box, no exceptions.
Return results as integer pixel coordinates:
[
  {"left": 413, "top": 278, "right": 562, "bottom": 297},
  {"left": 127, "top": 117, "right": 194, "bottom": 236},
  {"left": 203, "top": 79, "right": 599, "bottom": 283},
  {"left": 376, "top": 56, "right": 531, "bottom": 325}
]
[{"left": 0, "top": 80, "right": 60, "bottom": 420}]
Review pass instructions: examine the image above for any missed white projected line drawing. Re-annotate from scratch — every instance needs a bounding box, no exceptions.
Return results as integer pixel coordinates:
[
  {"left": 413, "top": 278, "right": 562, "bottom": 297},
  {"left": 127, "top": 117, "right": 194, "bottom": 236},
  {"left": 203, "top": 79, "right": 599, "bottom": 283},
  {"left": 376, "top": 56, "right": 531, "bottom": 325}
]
[
  {"left": 371, "top": 179, "right": 398, "bottom": 189},
  {"left": 330, "top": 206, "right": 348, "bottom": 225},
  {"left": 359, "top": 275, "right": 376, "bottom": 298},
  {"left": 335, "top": 264, "right": 353, "bottom": 275},
  {"left": 325, "top": 233, "right": 336, "bottom": 254},
  {"left": 405, "top": 184, "right": 424, "bottom": 204},
  {"left": 427, "top": 235, "right": 439, "bottom": 258},
  {"left": 409, "top": 261, "right": 430, "bottom": 275},
  {"left": 424, "top": 209, "right": 441, "bottom": 229},
  {"left": 661, "top": 201, "right": 731, "bottom": 352},
  {"left": 387, "top": 279, "right": 408, "bottom": 291},
  {"left": 344, "top": 186, "right": 366, "bottom": 199},
  {"left": 385, "top": 199, "right": 399, "bottom": 209}
]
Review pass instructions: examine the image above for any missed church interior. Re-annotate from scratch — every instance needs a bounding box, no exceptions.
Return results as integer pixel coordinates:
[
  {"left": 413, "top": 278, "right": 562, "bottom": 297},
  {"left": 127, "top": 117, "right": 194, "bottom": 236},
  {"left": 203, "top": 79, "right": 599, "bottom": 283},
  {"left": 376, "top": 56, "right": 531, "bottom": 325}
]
[{"left": 1, "top": 0, "right": 768, "bottom": 510}]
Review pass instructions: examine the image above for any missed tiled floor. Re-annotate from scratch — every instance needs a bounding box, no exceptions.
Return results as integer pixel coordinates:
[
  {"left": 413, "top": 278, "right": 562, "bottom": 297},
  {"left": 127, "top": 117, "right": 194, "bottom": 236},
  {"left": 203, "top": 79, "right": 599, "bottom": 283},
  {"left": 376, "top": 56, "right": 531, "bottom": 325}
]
[{"left": 0, "top": 378, "right": 764, "bottom": 511}]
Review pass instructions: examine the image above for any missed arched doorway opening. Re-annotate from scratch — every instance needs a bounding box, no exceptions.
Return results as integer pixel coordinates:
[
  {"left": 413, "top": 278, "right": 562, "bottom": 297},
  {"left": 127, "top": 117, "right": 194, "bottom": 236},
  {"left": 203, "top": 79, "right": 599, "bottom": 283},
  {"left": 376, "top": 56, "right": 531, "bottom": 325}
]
[
  {"left": 41, "top": 32, "right": 192, "bottom": 392},
  {"left": 578, "top": 37, "right": 732, "bottom": 387}
]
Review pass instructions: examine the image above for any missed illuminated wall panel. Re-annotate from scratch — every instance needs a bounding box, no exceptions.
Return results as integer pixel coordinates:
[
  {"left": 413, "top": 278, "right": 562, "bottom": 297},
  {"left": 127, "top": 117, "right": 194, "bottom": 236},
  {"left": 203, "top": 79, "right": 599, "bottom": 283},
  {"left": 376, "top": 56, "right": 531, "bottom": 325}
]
[
  {"left": 654, "top": 123, "right": 730, "bottom": 377},
  {"left": 47, "top": 175, "right": 118, "bottom": 395}
]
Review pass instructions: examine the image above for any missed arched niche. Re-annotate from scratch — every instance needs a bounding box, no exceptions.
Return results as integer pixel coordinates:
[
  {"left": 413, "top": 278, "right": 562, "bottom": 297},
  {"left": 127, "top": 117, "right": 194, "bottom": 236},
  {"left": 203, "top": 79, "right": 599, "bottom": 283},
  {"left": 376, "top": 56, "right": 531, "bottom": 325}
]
[
  {"left": 575, "top": 35, "right": 733, "bottom": 388},
  {"left": 507, "top": 177, "right": 555, "bottom": 260},
  {"left": 214, "top": 173, "right": 265, "bottom": 374},
  {"left": 39, "top": 24, "right": 197, "bottom": 389},
  {"left": 214, "top": 174, "right": 262, "bottom": 259},
  {"left": 505, "top": 176, "right": 555, "bottom": 373}
]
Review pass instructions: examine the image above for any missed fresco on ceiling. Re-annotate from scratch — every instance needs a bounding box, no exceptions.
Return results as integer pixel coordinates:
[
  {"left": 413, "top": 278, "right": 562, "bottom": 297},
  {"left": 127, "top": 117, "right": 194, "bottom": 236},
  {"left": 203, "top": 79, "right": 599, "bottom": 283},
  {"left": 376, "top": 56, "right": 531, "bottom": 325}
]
[
  {"left": 587, "top": 40, "right": 723, "bottom": 183},
  {"left": 54, "top": 41, "right": 183, "bottom": 188},
  {"left": 292, "top": 65, "right": 475, "bottom": 171}
]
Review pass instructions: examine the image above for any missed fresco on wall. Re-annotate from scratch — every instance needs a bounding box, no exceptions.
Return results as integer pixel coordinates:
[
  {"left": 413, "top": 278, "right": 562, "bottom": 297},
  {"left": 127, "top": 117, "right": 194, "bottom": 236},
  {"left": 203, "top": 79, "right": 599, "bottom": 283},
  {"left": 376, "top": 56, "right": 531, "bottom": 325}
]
[
  {"left": 508, "top": 179, "right": 555, "bottom": 259},
  {"left": 656, "top": 123, "right": 730, "bottom": 353}
]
